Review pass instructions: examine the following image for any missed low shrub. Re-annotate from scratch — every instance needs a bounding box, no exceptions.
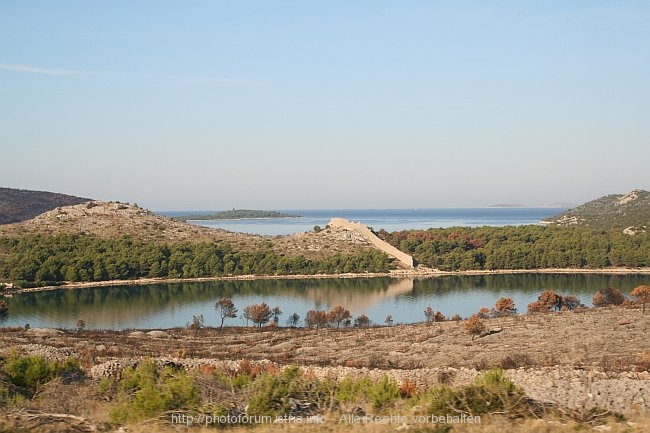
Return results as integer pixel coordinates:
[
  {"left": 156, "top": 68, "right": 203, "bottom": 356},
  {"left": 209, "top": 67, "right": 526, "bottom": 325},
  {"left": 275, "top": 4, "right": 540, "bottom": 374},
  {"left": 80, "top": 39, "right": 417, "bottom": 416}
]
[
  {"left": 336, "top": 374, "right": 400, "bottom": 410},
  {"left": 464, "top": 314, "right": 486, "bottom": 338},
  {"left": 105, "top": 360, "right": 200, "bottom": 424},
  {"left": 593, "top": 288, "right": 625, "bottom": 307},
  {"left": 1, "top": 353, "right": 83, "bottom": 397},
  {"left": 499, "top": 353, "right": 534, "bottom": 370},
  {"left": 427, "top": 368, "right": 533, "bottom": 418},
  {"left": 247, "top": 365, "right": 336, "bottom": 416}
]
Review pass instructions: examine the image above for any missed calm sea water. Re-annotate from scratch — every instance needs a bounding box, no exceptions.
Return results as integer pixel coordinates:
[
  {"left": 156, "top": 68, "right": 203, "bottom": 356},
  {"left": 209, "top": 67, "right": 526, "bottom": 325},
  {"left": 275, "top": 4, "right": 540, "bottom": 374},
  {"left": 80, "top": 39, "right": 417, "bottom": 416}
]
[
  {"left": 158, "top": 208, "right": 565, "bottom": 236},
  {"left": 2, "top": 274, "right": 647, "bottom": 330}
]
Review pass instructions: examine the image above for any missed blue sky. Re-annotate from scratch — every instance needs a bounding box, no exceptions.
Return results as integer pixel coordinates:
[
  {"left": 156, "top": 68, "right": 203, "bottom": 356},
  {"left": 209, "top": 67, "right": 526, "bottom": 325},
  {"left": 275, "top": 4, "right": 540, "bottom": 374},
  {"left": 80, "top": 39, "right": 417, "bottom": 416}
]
[{"left": 1, "top": 1, "right": 648, "bottom": 210}]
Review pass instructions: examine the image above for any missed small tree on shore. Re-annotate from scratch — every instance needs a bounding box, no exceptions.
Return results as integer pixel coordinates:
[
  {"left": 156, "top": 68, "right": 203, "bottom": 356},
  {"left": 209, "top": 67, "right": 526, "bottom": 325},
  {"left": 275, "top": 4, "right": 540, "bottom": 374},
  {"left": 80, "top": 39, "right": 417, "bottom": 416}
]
[
  {"left": 354, "top": 314, "right": 371, "bottom": 327},
  {"left": 385, "top": 314, "right": 393, "bottom": 326},
  {"left": 247, "top": 303, "right": 272, "bottom": 328},
  {"left": 494, "top": 297, "right": 516, "bottom": 316},
  {"left": 563, "top": 295, "right": 582, "bottom": 310},
  {"left": 464, "top": 314, "right": 486, "bottom": 340},
  {"left": 477, "top": 307, "right": 491, "bottom": 319},
  {"left": 305, "top": 310, "right": 328, "bottom": 328},
  {"left": 328, "top": 305, "right": 351, "bottom": 328},
  {"left": 593, "top": 288, "right": 625, "bottom": 307},
  {"left": 631, "top": 285, "right": 650, "bottom": 313},
  {"left": 215, "top": 298, "right": 238, "bottom": 328},
  {"left": 538, "top": 290, "right": 563, "bottom": 311},
  {"left": 424, "top": 307, "right": 435, "bottom": 323},
  {"left": 189, "top": 315, "right": 204, "bottom": 331},
  {"left": 287, "top": 312, "right": 301, "bottom": 327},
  {"left": 271, "top": 306, "right": 282, "bottom": 325},
  {"left": 242, "top": 307, "right": 251, "bottom": 326}
]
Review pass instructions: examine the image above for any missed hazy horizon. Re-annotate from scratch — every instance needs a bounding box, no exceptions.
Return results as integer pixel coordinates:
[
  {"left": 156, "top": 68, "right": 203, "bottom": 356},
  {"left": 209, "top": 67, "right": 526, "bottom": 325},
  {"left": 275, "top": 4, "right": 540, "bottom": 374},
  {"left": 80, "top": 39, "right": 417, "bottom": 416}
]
[{"left": 2, "top": 1, "right": 648, "bottom": 210}]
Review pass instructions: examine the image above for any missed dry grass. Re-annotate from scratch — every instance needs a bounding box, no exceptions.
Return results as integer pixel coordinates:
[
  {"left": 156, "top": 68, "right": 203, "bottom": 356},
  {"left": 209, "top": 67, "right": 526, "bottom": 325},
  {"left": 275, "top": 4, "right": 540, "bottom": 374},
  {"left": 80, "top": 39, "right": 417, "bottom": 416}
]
[
  {"left": 2, "top": 306, "right": 649, "bottom": 432},
  {"left": 3, "top": 307, "right": 647, "bottom": 372},
  {"left": 108, "top": 415, "right": 650, "bottom": 433}
]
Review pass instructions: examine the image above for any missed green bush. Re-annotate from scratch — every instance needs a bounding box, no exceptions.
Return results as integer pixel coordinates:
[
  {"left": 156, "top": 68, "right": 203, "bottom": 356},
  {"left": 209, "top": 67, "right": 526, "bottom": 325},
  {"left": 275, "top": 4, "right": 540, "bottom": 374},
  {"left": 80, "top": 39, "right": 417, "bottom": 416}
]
[
  {"left": 427, "top": 368, "right": 532, "bottom": 418},
  {"left": 1, "top": 353, "right": 82, "bottom": 396},
  {"left": 336, "top": 375, "right": 400, "bottom": 410},
  {"left": 246, "top": 365, "right": 337, "bottom": 417},
  {"left": 107, "top": 360, "right": 200, "bottom": 424}
]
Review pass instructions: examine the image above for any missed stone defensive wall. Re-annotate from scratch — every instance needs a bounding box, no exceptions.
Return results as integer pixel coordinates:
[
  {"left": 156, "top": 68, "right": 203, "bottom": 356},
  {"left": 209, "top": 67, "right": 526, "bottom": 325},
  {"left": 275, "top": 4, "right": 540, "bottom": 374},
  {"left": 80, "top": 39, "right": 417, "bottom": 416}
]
[{"left": 328, "top": 217, "right": 414, "bottom": 268}]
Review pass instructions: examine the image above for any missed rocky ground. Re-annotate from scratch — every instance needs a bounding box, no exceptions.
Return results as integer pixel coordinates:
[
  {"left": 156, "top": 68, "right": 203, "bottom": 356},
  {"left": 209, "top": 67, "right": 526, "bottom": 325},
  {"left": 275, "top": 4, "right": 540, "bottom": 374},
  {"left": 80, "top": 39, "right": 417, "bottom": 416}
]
[{"left": 2, "top": 307, "right": 649, "bottom": 417}]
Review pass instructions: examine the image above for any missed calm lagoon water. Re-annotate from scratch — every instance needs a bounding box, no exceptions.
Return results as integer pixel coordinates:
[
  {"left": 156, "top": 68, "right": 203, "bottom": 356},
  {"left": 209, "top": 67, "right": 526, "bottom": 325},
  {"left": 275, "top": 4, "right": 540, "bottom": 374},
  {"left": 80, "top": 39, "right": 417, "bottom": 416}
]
[
  {"left": 5, "top": 207, "right": 621, "bottom": 330},
  {"left": 2, "top": 274, "right": 647, "bottom": 330},
  {"left": 158, "top": 208, "right": 565, "bottom": 236}
]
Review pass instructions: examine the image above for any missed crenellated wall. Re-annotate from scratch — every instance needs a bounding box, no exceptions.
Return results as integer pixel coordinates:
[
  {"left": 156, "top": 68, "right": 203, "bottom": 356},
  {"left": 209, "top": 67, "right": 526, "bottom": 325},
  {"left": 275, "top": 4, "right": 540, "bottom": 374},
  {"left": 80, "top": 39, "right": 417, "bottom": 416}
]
[{"left": 328, "top": 218, "right": 414, "bottom": 268}]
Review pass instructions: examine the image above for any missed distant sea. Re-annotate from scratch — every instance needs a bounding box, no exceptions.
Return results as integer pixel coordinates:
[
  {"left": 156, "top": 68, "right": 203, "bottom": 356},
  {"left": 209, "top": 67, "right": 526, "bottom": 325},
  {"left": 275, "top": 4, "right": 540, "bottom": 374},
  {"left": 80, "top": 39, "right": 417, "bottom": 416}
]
[{"left": 157, "top": 208, "right": 566, "bottom": 236}]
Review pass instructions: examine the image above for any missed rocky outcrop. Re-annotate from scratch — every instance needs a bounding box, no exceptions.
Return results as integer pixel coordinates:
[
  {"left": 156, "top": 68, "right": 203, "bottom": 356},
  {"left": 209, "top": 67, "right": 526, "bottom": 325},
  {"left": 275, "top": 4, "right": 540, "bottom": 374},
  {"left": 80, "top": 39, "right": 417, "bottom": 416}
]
[{"left": 328, "top": 218, "right": 413, "bottom": 268}]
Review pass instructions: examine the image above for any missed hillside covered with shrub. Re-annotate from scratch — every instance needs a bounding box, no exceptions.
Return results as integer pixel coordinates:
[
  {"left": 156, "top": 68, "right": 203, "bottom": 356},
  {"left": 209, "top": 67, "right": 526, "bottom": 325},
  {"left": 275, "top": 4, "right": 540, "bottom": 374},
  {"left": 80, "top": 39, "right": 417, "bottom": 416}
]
[{"left": 380, "top": 225, "right": 650, "bottom": 271}]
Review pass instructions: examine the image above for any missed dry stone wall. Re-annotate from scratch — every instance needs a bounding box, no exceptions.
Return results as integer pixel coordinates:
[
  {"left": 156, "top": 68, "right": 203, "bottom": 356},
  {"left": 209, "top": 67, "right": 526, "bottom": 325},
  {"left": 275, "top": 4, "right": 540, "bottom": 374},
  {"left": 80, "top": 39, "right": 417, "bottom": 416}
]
[{"left": 328, "top": 218, "right": 413, "bottom": 268}]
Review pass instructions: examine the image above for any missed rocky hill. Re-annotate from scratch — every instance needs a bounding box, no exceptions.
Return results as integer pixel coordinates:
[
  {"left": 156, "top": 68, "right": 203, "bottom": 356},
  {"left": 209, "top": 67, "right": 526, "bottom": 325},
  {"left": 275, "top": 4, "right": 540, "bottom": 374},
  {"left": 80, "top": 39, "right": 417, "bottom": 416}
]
[
  {"left": 542, "top": 189, "right": 650, "bottom": 233},
  {"left": 0, "top": 201, "right": 380, "bottom": 260},
  {"left": 0, "top": 187, "right": 90, "bottom": 224},
  {"left": 0, "top": 201, "right": 263, "bottom": 244}
]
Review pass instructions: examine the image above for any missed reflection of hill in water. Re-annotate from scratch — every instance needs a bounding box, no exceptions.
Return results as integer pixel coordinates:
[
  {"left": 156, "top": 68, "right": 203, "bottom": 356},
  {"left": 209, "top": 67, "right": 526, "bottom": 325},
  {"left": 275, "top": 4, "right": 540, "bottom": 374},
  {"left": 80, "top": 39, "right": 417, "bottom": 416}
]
[
  {"left": 408, "top": 274, "right": 646, "bottom": 297},
  {"left": 4, "top": 274, "right": 647, "bottom": 329},
  {"left": 6, "top": 278, "right": 403, "bottom": 328}
]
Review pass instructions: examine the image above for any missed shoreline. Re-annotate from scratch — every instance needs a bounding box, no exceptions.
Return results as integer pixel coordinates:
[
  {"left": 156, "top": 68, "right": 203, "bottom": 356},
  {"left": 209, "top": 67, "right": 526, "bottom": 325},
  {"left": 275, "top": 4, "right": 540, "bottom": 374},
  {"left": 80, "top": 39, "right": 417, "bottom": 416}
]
[{"left": 5, "top": 266, "right": 650, "bottom": 295}]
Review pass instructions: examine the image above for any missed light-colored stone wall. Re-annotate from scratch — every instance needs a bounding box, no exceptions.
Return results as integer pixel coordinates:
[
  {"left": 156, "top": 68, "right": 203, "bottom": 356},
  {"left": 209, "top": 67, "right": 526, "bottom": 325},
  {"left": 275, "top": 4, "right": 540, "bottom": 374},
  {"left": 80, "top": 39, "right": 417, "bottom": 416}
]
[{"left": 328, "top": 218, "right": 414, "bottom": 268}]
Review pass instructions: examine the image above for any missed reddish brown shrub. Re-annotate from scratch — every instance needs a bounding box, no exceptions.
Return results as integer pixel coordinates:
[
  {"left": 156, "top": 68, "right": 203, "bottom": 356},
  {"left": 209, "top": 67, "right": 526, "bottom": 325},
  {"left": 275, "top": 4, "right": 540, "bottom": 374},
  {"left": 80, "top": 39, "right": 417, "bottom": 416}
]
[
  {"left": 305, "top": 309, "right": 328, "bottom": 328},
  {"left": 345, "top": 359, "right": 365, "bottom": 368},
  {"left": 593, "top": 288, "right": 625, "bottom": 307},
  {"left": 494, "top": 297, "right": 516, "bottom": 316},
  {"left": 399, "top": 379, "right": 418, "bottom": 398},
  {"left": 538, "top": 290, "right": 563, "bottom": 311},
  {"left": 328, "top": 305, "right": 352, "bottom": 328},
  {"left": 630, "top": 285, "right": 650, "bottom": 313},
  {"left": 527, "top": 300, "right": 549, "bottom": 314},
  {"left": 464, "top": 314, "right": 486, "bottom": 339},
  {"left": 354, "top": 314, "right": 371, "bottom": 327}
]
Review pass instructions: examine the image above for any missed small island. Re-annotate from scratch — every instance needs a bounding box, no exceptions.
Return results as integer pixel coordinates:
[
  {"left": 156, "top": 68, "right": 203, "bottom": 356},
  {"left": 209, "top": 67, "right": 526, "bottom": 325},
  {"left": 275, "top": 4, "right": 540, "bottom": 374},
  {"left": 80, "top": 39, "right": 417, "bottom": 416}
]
[
  {"left": 488, "top": 203, "right": 526, "bottom": 208},
  {"left": 173, "top": 209, "right": 301, "bottom": 221}
]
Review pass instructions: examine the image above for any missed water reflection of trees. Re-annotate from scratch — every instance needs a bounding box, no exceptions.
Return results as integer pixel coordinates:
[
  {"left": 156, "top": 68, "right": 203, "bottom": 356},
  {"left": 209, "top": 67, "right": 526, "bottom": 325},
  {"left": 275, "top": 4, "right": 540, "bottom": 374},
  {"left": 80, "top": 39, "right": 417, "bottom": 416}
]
[
  {"left": 4, "top": 274, "right": 648, "bottom": 329},
  {"left": 409, "top": 274, "right": 647, "bottom": 297},
  {"left": 6, "top": 278, "right": 397, "bottom": 317}
]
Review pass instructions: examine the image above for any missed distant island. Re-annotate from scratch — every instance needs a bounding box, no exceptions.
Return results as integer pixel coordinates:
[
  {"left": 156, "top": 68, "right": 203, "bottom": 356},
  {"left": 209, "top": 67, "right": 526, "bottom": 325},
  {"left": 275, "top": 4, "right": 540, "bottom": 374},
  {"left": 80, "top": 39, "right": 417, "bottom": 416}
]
[
  {"left": 487, "top": 203, "right": 526, "bottom": 208},
  {"left": 173, "top": 209, "right": 301, "bottom": 221}
]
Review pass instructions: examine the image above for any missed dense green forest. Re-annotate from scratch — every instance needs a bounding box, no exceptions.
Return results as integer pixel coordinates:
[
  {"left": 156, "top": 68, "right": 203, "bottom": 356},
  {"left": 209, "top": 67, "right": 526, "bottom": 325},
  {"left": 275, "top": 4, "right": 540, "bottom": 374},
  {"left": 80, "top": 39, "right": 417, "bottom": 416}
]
[
  {"left": 379, "top": 226, "right": 650, "bottom": 271},
  {"left": 2, "top": 225, "right": 649, "bottom": 288},
  {"left": 0, "top": 234, "right": 391, "bottom": 287}
]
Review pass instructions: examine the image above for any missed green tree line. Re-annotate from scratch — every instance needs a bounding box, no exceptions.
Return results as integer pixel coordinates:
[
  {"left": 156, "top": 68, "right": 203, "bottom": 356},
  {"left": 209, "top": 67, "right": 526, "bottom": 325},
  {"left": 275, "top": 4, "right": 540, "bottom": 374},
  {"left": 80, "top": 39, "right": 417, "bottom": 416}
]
[
  {"left": 380, "top": 225, "right": 650, "bottom": 271},
  {"left": 0, "top": 234, "right": 391, "bottom": 287}
]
